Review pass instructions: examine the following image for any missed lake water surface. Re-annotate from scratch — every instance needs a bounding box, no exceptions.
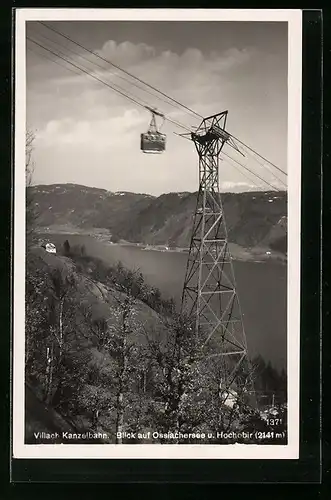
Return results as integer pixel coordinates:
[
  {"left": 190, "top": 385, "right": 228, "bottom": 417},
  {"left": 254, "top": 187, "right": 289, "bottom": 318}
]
[{"left": 42, "top": 233, "right": 287, "bottom": 371}]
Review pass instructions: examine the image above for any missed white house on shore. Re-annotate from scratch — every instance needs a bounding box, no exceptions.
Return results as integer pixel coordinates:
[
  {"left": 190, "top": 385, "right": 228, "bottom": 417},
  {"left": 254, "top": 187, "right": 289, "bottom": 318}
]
[{"left": 40, "top": 241, "right": 57, "bottom": 254}]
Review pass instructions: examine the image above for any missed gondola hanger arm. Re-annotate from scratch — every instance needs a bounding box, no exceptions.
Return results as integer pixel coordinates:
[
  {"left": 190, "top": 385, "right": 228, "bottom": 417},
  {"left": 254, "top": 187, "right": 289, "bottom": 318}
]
[{"left": 145, "top": 105, "right": 165, "bottom": 118}]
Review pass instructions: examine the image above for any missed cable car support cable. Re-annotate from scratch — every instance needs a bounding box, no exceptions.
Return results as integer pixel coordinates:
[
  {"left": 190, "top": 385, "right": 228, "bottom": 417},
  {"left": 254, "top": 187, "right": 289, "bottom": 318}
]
[
  {"left": 28, "top": 35, "right": 285, "bottom": 186},
  {"left": 32, "top": 26, "right": 190, "bottom": 117},
  {"left": 236, "top": 143, "right": 287, "bottom": 188},
  {"left": 221, "top": 151, "right": 280, "bottom": 191},
  {"left": 27, "top": 36, "right": 192, "bottom": 134},
  {"left": 38, "top": 21, "right": 204, "bottom": 122},
  {"left": 37, "top": 21, "right": 287, "bottom": 180},
  {"left": 228, "top": 134, "right": 287, "bottom": 177},
  {"left": 174, "top": 131, "right": 282, "bottom": 191},
  {"left": 220, "top": 152, "right": 268, "bottom": 191},
  {"left": 27, "top": 44, "right": 83, "bottom": 77}
]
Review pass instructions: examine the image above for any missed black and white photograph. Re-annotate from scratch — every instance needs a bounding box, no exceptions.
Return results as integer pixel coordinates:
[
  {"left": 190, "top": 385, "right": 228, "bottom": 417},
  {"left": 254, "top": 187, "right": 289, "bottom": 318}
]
[{"left": 13, "top": 9, "right": 302, "bottom": 459}]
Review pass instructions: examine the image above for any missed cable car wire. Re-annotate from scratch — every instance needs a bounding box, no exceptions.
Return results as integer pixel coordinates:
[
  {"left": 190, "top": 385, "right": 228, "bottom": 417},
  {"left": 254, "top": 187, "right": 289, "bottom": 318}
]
[
  {"left": 27, "top": 36, "right": 192, "bottom": 133},
  {"left": 32, "top": 26, "right": 190, "bottom": 117},
  {"left": 27, "top": 44, "right": 83, "bottom": 77},
  {"left": 222, "top": 151, "right": 281, "bottom": 191},
  {"left": 28, "top": 34, "right": 285, "bottom": 190},
  {"left": 32, "top": 27, "right": 193, "bottom": 132},
  {"left": 220, "top": 152, "right": 265, "bottom": 191},
  {"left": 238, "top": 142, "right": 287, "bottom": 188},
  {"left": 28, "top": 34, "right": 154, "bottom": 111},
  {"left": 38, "top": 21, "right": 204, "bottom": 122},
  {"left": 175, "top": 132, "right": 272, "bottom": 191},
  {"left": 29, "top": 40, "right": 280, "bottom": 191},
  {"left": 27, "top": 37, "right": 150, "bottom": 110},
  {"left": 37, "top": 21, "right": 287, "bottom": 180},
  {"left": 229, "top": 133, "right": 287, "bottom": 177}
]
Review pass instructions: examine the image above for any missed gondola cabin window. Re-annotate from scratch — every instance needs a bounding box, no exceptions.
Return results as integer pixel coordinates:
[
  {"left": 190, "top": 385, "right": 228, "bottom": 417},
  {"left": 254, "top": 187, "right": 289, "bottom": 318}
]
[{"left": 140, "top": 132, "right": 166, "bottom": 153}]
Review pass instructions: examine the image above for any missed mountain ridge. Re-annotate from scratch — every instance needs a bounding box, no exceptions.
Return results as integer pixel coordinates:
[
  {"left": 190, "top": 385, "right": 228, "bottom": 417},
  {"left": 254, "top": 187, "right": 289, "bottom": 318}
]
[{"left": 30, "top": 183, "right": 287, "bottom": 255}]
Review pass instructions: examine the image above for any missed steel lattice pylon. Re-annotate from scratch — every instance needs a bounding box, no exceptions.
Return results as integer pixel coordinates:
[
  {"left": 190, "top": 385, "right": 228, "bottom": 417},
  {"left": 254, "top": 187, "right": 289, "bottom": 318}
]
[{"left": 181, "top": 111, "right": 255, "bottom": 407}]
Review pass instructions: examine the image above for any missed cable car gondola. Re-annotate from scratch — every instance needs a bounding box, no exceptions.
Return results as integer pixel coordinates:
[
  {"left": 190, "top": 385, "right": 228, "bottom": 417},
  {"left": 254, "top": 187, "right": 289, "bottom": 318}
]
[{"left": 141, "top": 108, "right": 166, "bottom": 154}]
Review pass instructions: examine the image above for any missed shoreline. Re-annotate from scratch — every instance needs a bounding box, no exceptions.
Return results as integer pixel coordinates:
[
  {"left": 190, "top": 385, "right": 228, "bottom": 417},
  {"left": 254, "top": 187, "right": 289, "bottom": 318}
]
[{"left": 36, "top": 226, "right": 287, "bottom": 264}]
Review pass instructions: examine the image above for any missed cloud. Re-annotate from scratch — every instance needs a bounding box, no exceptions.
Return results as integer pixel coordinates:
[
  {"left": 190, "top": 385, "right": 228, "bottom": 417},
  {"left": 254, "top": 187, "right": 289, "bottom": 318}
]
[
  {"left": 36, "top": 108, "right": 145, "bottom": 149},
  {"left": 31, "top": 40, "right": 257, "bottom": 140},
  {"left": 220, "top": 181, "right": 257, "bottom": 192},
  {"left": 98, "top": 40, "right": 156, "bottom": 66},
  {"left": 27, "top": 35, "right": 287, "bottom": 195}
]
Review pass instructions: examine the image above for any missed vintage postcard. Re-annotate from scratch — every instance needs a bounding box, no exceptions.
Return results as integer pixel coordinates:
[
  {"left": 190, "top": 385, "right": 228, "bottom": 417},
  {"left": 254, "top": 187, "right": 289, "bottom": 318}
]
[{"left": 13, "top": 8, "right": 302, "bottom": 459}]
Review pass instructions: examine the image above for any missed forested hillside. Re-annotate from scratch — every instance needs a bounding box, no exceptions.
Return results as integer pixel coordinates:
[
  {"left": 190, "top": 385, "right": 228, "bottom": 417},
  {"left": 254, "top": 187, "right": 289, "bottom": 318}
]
[
  {"left": 30, "top": 184, "right": 287, "bottom": 254},
  {"left": 25, "top": 241, "right": 287, "bottom": 445}
]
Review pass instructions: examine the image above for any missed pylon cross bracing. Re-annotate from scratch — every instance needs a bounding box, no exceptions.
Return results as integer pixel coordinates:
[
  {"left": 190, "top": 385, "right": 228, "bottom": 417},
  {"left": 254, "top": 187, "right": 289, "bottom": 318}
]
[{"left": 181, "top": 111, "right": 255, "bottom": 407}]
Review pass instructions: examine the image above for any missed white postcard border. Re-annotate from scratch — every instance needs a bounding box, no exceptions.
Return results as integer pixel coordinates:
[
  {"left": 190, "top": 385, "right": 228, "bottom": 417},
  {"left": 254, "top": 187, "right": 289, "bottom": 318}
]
[{"left": 13, "top": 8, "right": 302, "bottom": 460}]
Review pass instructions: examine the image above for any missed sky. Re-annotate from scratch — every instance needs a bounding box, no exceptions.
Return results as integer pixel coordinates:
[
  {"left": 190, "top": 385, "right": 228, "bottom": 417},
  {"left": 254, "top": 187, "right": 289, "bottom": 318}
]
[{"left": 26, "top": 20, "right": 288, "bottom": 196}]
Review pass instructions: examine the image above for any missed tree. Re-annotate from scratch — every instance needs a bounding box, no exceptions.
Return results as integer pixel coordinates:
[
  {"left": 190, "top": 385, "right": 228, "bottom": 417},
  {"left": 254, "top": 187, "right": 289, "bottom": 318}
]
[
  {"left": 139, "top": 311, "right": 269, "bottom": 444},
  {"left": 141, "top": 313, "right": 210, "bottom": 442},
  {"left": 111, "top": 294, "right": 138, "bottom": 442},
  {"left": 43, "top": 268, "right": 78, "bottom": 405},
  {"left": 26, "top": 130, "right": 37, "bottom": 251},
  {"left": 79, "top": 278, "right": 147, "bottom": 442},
  {"left": 26, "top": 255, "right": 97, "bottom": 424},
  {"left": 26, "top": 130, "right": 35, "bottom": 181},
  {"left": 279, "top": 368, "right": 287, "bottom": 402},
  {"left": 25, "top": 254, "right": 52, "bottom": 395},
  {"left": 110, "top": 234, "right": 120, "bottom": 244},
  {"left": 63, "top": 239, "right": 71, "bottom": 256}
]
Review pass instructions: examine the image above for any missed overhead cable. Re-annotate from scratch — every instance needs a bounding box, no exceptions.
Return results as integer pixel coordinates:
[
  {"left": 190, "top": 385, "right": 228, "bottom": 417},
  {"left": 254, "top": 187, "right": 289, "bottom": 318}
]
[
  {"left": 38, "top": 21, "right": 204, "bottom": 121},
  {"left": 222, "top": 151, "right": 281, "bottom": 191},
  {"left": 229, "top": 133, "right": 287, "bottom": 177},
  {"left": 32, "top": 27, "right": 188, "bottom": 115},
  {"left": 38, "top": 21, "right": 287, "bottom": 179},
  {"left": 27, "top": 36, "right": 192, "bottom": 133}
]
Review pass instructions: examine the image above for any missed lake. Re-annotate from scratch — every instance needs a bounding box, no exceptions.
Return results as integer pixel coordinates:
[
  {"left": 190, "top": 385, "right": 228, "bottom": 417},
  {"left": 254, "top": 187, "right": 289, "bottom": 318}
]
[{"left": 41, "top": 233, "right": 287, "bottom": 371}]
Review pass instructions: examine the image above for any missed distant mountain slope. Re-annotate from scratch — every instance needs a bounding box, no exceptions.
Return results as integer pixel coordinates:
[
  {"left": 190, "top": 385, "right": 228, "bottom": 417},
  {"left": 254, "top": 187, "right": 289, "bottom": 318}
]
[
  {"left": 30, "top": 183, "right": 287, "bottom": 253},
  {"left": 30, "top": 183, "right": 154, "bottom": 230},
  {"left": 112, "top": 191, "right": 287, "bottom": 251}
]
